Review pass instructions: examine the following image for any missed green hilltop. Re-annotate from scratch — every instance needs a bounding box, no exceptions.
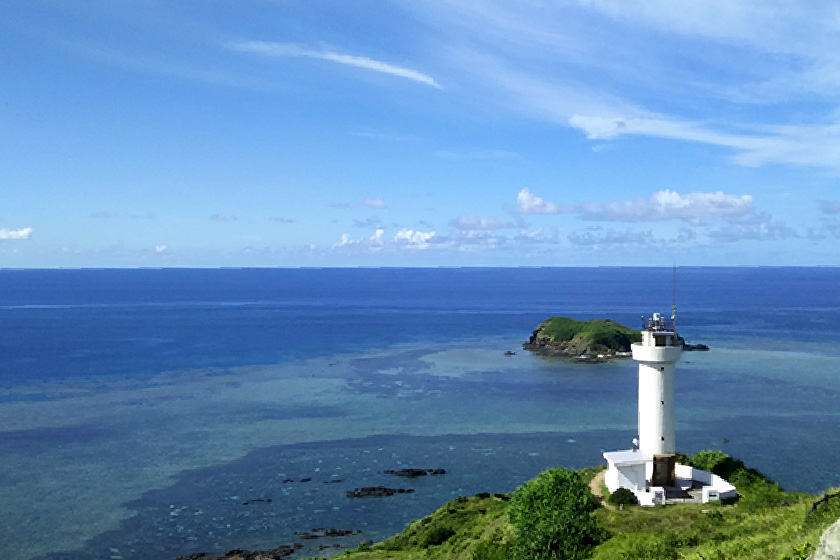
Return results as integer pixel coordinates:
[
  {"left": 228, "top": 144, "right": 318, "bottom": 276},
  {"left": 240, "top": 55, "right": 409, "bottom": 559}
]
[
  {"left": 337, "top": 451, "right": 840, "bottom": 560},
  {"left": 523, "top": 317, "right": 642, "bottom": 358}
]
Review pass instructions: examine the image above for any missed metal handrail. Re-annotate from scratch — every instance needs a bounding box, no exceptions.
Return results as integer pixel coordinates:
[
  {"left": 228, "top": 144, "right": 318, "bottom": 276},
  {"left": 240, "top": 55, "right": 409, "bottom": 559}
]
[{"left": 641, "top": 316, "right": 675, "bottom": 331}]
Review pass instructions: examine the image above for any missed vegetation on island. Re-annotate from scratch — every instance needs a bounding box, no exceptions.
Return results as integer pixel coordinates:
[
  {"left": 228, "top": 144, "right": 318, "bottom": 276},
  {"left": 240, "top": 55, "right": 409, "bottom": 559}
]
[
  {"left": 523, "top": 317, "right": 642, "bottom": 358},
  {"left": 337, "top": 451, "right": 840, "bottom": 560}
]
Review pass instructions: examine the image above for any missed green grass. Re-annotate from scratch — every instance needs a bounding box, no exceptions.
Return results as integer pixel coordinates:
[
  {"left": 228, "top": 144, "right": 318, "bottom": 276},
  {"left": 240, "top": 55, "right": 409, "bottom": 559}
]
[
  {"left": 335, "top": 452, "right": 840, "bottom": 560},
  {"left": 537, "top": 317, "right": 641, "bottom": 353}
]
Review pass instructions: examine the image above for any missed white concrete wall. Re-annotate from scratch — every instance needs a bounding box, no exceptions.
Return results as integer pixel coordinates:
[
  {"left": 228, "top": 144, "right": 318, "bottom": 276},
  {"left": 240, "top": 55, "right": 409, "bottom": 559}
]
[
  {"left": 618, "top": 463, "right": 646, "bottom": 491},
  {"left": 605, "top": 466, "right": 619, "bottom": 493},
  {"left": 675, "top": 464, "right": 737, "bottom": 501},
  {"left": 637, "top": 361, "right": 676, "bottom": 455},
  {"left": 605, "top": 463, "right": 647, "bottom": 493}
]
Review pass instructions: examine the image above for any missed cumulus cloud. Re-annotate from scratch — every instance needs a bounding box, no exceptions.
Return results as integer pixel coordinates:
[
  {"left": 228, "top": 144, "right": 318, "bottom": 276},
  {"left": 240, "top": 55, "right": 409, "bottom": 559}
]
[
  {"left": 707, "top": 212, "right": 797, "bottom": 242},
  {"left": 568, "top": 227, "right": 657, "bottom": 247},
  {"left": 0, "top": 227, "right": 32, "bottom": 240},
  {"left": 515, "top": 227, "right": 561, "bottom": 244},
  {"left": 331, "top": 227, "right": 438, "bottom": 252},
  {"left": 393, "top": 228, "right": 435, "bottom": 248},
  {"left": 333, "top": 228, "right": 385, "bottom": 251},
  {"left": 155, "top": 245, "right": 167, "bottom": 253},
  {"left": 579, "top": 190, "right": 753, "bottom": 223},
  {"left": 364, "top": 199, "right": 387, "bottom": 209},
  {"left": 516, "top": 188, "right": 567, "bottom": 215},
  {"left": 568, "top": 226, "right": 696, "bottom": 247},
  {"left": 449, "top": 215, "right": 516, "bottom": 231}
]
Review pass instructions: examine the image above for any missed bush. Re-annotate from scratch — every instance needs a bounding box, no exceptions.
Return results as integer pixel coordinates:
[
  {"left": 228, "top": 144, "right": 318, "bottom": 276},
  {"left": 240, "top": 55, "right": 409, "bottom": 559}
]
[
  {"left": 421, "top": 526, "right": 456, "bottom": 547},
  {"left": 682, "top": 450, "right": 787, "bottom": 508},
  {"left": 508, "top": 467, "right": 603, "bottom": 560},
  {"left": 607, "top": 487, "right": 639, "bottom": 506}
]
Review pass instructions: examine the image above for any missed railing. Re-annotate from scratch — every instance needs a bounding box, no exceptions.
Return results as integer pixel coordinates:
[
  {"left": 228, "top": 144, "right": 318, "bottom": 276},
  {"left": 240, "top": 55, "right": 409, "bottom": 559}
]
[{"left": 642, "top": 316, "right": 675, "bottom": 331}]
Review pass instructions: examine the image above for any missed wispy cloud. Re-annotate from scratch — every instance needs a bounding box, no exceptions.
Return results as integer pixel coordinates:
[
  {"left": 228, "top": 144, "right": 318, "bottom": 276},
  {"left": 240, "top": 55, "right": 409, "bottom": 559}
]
[
  {"left": 568, "top": 226, "right": 697, "bottom": 248},
  {"left": 407, "top": 1, "right": 840, "bottom": 171},
  {"left": 819, "top": 200, "right": 840, "bottom": 215},
  {"left": 89, "top": 210, "right": 118, "bottom": 219},
  {"left": 434, "top": 148, "right": 519, "bottom": 161},
  {"left": 707, "top": 212, "right": 797, "bottom": 242},
  {"left": 210, "top": 213, "right": 238, "bottom": 222},
  {"left": 578, "top": 190, "right": 753, "bottom": 223},
  {"left": 353, "top": 216, "right": 382, "bottom": 228},
  {"left": 330, "top": 198, "right": 388, "bottom": 209},
  {"left": 227, "top": 41, "right": 442, "bottom": 89},
  {"left": 0, "top": 227, "right": 33, "bottom": 240},
  {"left": 270, "top": 216, "right": 295, "bottom": 223},
  {"left": 449, "top": 215, "right": 516, "bottom": 231},
  {"left": 364, "top": 199, "right": 387, "bottom": 209}
]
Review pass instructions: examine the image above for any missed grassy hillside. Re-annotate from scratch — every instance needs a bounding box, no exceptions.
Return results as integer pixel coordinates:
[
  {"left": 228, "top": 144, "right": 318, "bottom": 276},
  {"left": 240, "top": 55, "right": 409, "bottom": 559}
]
[
  {"left": 337, "top": 453, "right": 840, "bottom": 560},
  {"left": 525, "top": 317, "right": 642, "bottom": 356}
]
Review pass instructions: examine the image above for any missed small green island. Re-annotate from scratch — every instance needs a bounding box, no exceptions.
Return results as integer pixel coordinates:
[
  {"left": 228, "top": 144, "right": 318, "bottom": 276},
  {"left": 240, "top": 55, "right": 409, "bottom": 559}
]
[{"left": 523, "top": 317, "right": 642, "bottom": 361}]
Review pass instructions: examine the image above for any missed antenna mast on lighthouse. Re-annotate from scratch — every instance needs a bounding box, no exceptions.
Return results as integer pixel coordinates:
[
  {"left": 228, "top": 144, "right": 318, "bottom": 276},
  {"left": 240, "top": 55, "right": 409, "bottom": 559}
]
[{"left": 671, "top": 264, "right": 677, "bottom": 330}]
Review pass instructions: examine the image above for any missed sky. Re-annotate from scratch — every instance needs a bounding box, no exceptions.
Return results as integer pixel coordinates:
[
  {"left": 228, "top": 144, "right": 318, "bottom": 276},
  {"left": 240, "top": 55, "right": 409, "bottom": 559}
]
[{"left": 2, "top": 0, "right": 840, "bottom": 267}]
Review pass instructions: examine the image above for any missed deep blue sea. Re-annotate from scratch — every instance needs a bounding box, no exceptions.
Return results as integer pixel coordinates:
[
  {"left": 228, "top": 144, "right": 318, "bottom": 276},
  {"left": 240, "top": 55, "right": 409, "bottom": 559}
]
[{"left": 1, "top": 267, "right": 839, "bottom": 560}]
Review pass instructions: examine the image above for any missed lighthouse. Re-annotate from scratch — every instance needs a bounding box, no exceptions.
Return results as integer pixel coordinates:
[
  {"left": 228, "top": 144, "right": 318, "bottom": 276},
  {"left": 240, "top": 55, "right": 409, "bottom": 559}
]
[
  {"left": 633, "top": 312, "right": 682, "bottom": 487},
  {"left": 602, "top": 308, "right": 737, "bottom": 505}
]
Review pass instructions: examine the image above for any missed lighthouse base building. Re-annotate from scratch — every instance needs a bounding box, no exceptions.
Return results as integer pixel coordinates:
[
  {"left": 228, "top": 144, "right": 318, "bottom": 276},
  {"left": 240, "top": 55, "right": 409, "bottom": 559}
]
[{"left": 602, "top": 312, "right": 737, "bottom": 506}]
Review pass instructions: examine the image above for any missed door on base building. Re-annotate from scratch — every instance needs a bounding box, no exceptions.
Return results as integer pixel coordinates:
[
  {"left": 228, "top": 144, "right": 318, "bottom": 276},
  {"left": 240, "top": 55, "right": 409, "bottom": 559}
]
[{"left": 651, "top": 455, "right": 676, "bottom": 487}]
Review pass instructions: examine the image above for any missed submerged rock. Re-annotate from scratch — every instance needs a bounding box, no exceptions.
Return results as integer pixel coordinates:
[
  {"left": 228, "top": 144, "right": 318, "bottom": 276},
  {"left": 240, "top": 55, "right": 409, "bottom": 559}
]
[
  {"left": 241, "top": 498, "right": 272, "bottom": 505},
  {"left": 174, "top": 542, "right": 303, "bottom": 560},
  {"left": 383, "top": 468, "right": 446, "bottom": 478},
  {"left": 346, "top": 486, "right": 415, "bottom": 498},
  {"left": 296, "top": 528, "right": 359, "bottom": 539}
]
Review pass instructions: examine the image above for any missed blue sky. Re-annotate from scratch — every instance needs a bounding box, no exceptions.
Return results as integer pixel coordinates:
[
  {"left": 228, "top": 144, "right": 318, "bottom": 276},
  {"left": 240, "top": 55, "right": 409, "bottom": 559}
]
[{"left": 2, "top": 1, "right": 840, "bottom": 267}]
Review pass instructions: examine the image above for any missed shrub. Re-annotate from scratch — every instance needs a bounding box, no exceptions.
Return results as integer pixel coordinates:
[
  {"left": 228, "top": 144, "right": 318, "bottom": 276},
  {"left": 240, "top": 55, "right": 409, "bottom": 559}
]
[
  {"left": 607, "top": 487, "right": 639, "bottom": 506},
  {"left": 682, "top": 450, "right": 787, "bottom": 508},
  {"left": 421, "top": 526, "right": 456, "bottom": 547},
  {"left": 508, "top": 467, "right": 603, "bottom": 560}
]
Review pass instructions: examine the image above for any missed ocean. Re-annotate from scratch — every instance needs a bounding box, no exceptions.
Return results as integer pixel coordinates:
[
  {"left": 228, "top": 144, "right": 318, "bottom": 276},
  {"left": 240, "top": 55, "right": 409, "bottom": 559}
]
[{"left": 1, "top": 267, "right": 839, "bottom": 560}]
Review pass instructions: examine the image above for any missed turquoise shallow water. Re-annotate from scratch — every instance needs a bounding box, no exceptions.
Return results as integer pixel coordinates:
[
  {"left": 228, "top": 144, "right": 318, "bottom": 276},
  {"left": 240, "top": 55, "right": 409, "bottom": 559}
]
[{"left": 1, "top": 267, "right": 839, "bottom": 559}]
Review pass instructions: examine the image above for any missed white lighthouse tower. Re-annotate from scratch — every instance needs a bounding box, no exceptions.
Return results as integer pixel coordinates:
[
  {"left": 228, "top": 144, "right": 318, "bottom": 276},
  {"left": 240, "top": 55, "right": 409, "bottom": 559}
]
[
  {"left": 603, "top": 306, "right": 737, "bottom": 505},
  {"left": 633, "top": 312, "right": 681, "bottom": 488}
]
